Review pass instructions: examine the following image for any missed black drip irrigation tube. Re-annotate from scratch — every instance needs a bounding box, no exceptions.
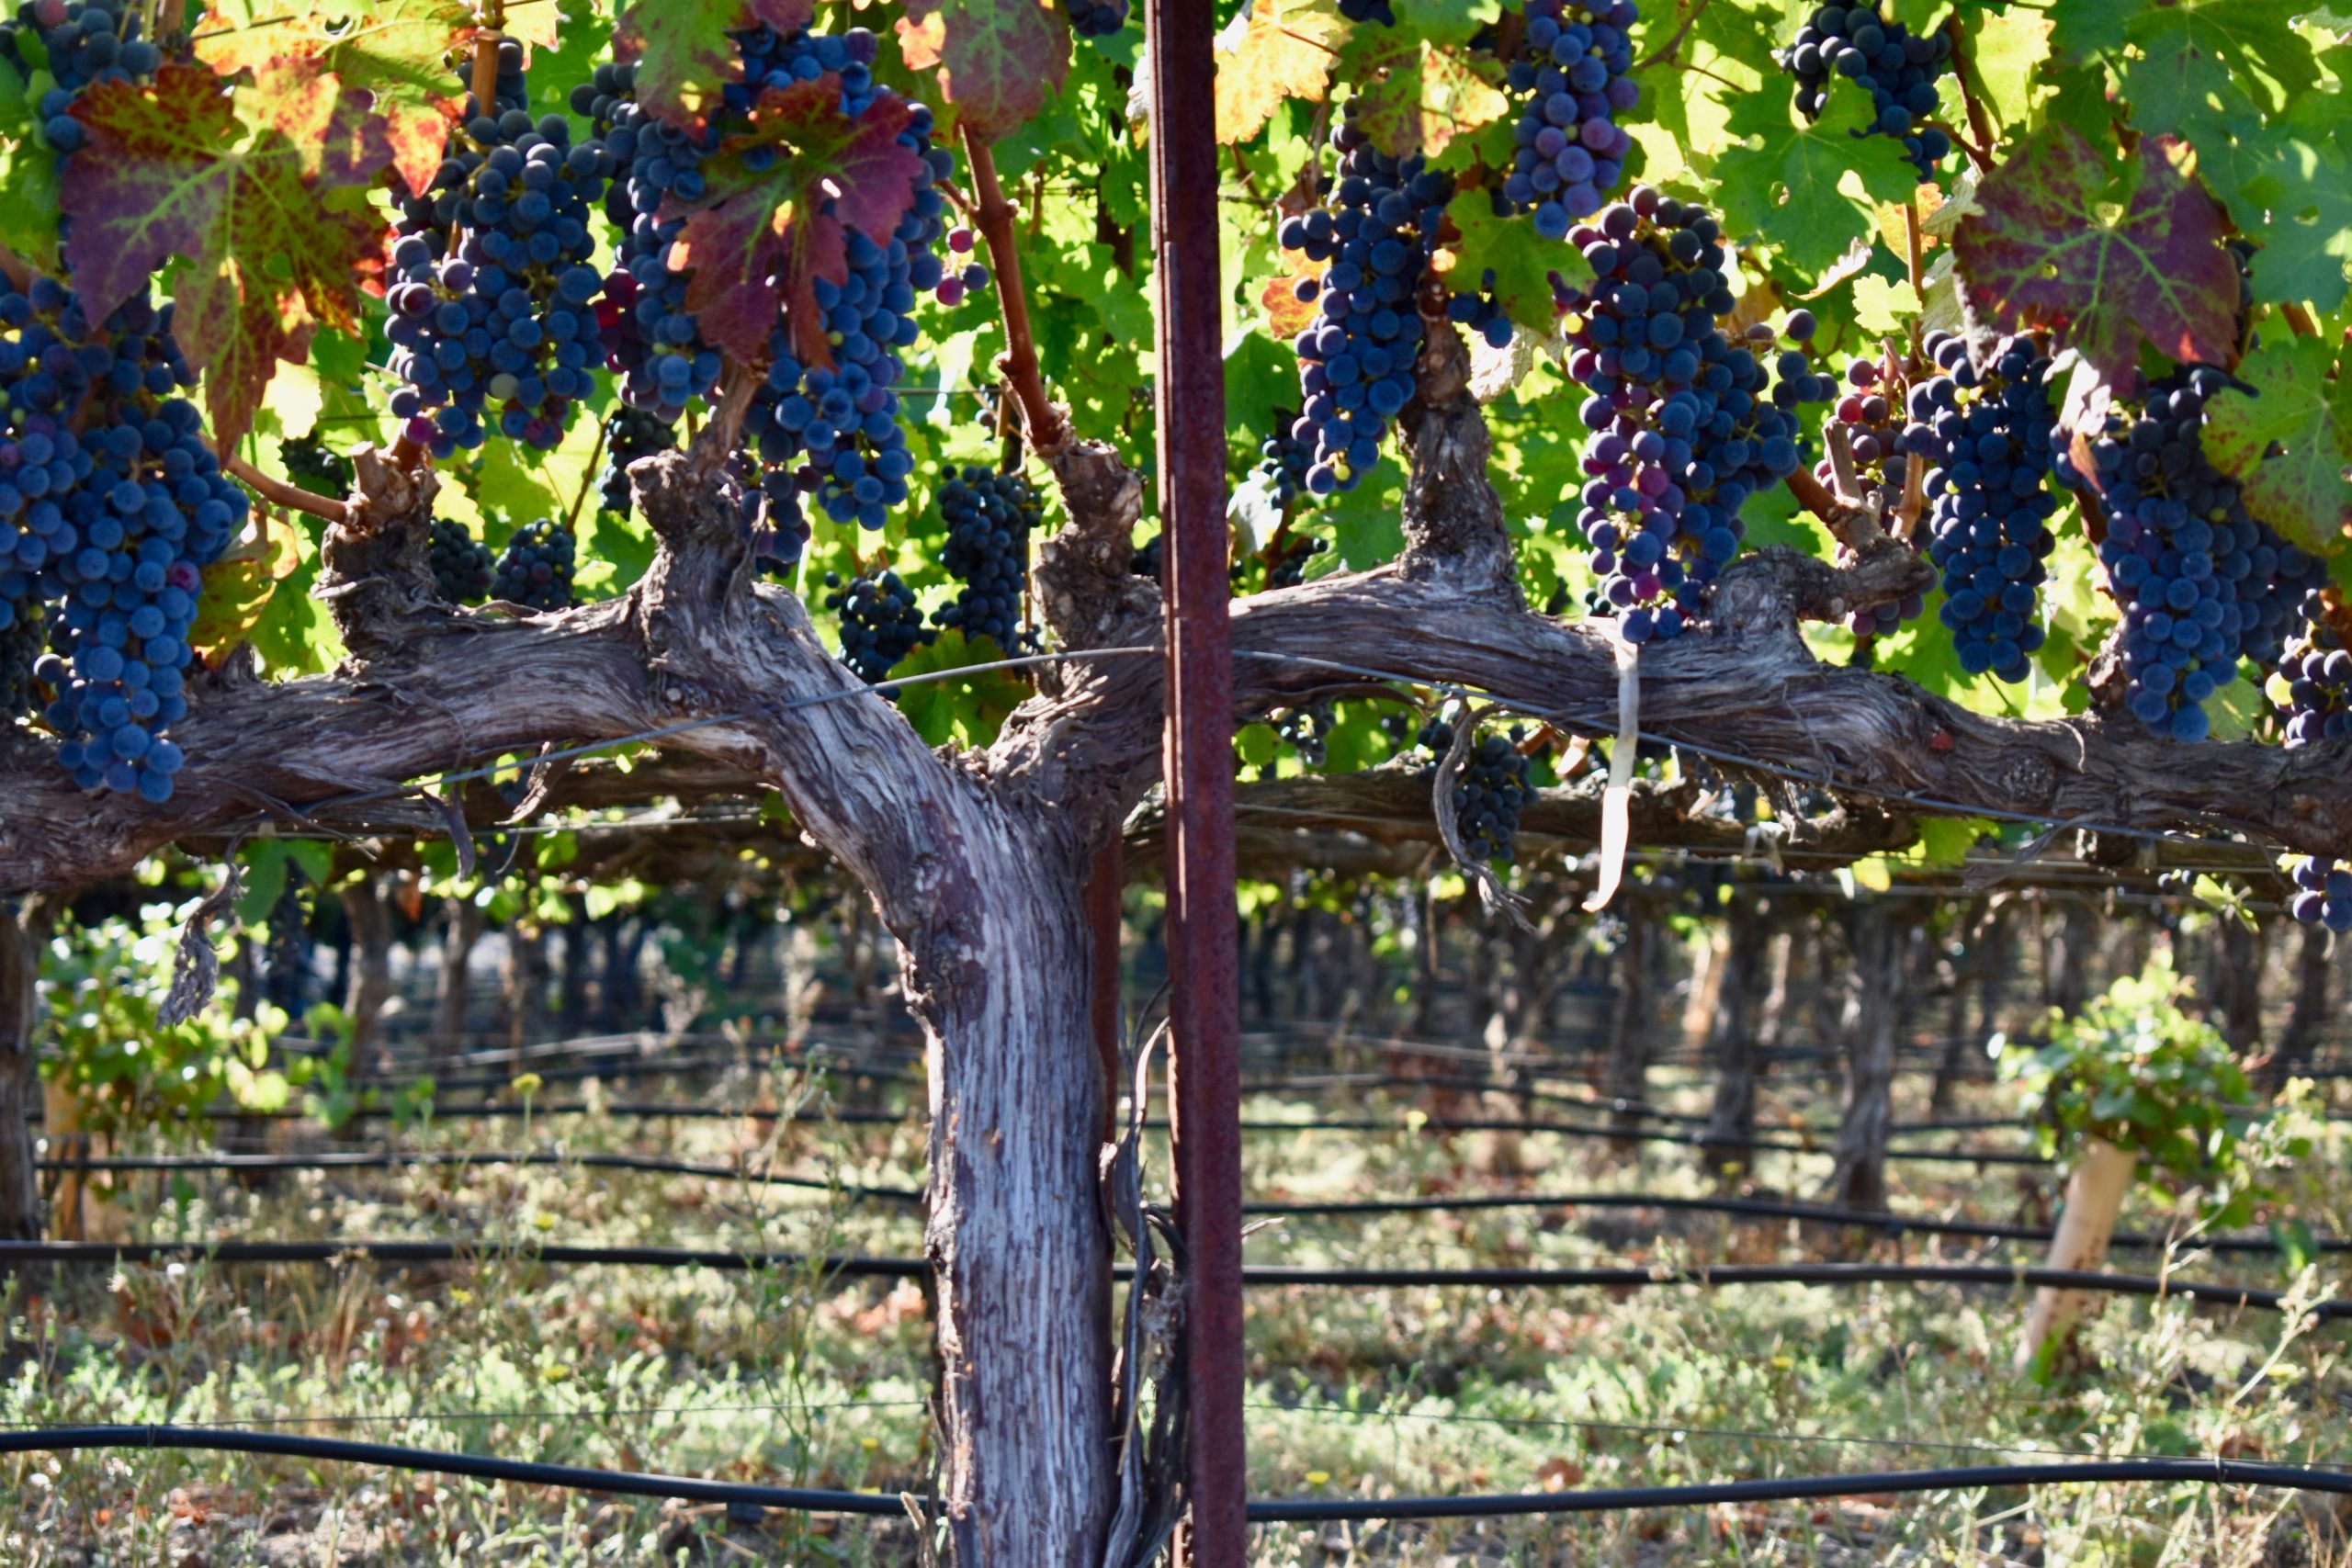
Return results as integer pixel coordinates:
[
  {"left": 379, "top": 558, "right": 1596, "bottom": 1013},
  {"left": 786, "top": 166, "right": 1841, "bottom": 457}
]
[
  {"left": 2, "top": 1427, "right": 2347, "bottom": 1523},
  {"left": 2, "top": 1243, "right": 2342, "bottom": 1316},
  {"left": 49, "top": 1155, "right": 2344, "bottom": 1256}
]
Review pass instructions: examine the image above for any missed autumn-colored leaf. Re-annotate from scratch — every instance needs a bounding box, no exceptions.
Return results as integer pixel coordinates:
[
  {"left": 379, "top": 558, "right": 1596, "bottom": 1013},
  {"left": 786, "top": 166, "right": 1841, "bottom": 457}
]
[
  {"left": 664, "top": 78, "right": 927, "bottom": 367},
  {"left": 2200, "top": 336, "right": 2352, "bottom": 553},
  {"left": 62, "top": 62, "right": 391, "bottom": 449},
  {"left": 1259, "top": 262, "right": 1320, "bottom": 339},
  {"left": 898, "top": 0, "right": 1068, "bottom": 142},
  {"left": 195, "top": 0, "right": 470, "bottom": 196},
  {"left": 1341, "top": 30, "right": 1509, "bottom": 160},
  {"left": 615, "top": 0, "right": 818, "bottom": 128},
  {"left": 1952, "top": 126, "right": 2238, "bottom": 390},
  {"left": 1215, "top": 0, "right": 1347, "bottom": 146}
]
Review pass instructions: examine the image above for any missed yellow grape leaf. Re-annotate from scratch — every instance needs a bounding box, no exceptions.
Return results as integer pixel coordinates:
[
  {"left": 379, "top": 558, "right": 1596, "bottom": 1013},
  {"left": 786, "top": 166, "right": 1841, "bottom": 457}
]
[
  {"left": 1849, "top": 275, "right": 1922, "bottom": 335},
  {"left": 190, "top": 505, "right": 308, "bottom": 660},
  {"left": 1965, "top": 6, "right": 2052, "bottom": 133},
  {"left": 1215, "top": 0, "right": 1348, "bottom": 146}
]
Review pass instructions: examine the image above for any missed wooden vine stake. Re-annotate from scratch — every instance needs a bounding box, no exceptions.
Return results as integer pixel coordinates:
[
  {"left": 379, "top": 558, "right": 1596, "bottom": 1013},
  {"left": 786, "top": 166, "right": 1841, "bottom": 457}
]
[{"left": 2014, "top": 1136, "right": 2136, "bottom": 1376}]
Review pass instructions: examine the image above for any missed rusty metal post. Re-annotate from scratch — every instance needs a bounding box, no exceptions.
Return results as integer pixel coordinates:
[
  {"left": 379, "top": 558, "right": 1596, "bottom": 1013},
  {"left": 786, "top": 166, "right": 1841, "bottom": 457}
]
[{"left": 1144, "top": 0, "right": 1245, "bottom": 1560}]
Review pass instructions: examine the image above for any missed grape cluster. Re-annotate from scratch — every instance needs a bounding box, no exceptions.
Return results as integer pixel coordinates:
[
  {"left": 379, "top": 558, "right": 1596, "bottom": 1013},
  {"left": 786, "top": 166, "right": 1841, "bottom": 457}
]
[
  {"left": 0, "top": 279, "right": 246, "bottom": 802},
  {"left": 1262, "top": 532, "right": 1329, "bottom": 590},
  {"left": 1253, "top": 414, "right": 1313, "bottom": 511},
  {"left": 1778, "top": 4, "right": 1951, "bottom": 181},
  {"left": 1557, "top": 191, "right": 1831, "bottom": 641},
  {"left": 427, "top": 518, "right": 494, "bottom": 604},
  {"left": 1339, "top": 0, "right": 1396, "bottom": 22},
  {"left": 1498, "top": 0, "right": 1640, "bottom": 238},
  {"left": 385, "top": 42, "right": 608, "bottom": 457},
  {"left": 1065, "top": 0, "right": 1127, "bottom": 38},
  {"left": 1129, "top": 533, "right": 1164, "bottom": 584},
  {"left": 2286, "top": 857, "right": 2352, "bottom": 932},
  {"left": 2072, "top": 367, "right": 2324, "bottom": 740},
  {"left": 0, "top": 0, "right": 162, "bottom": 180},
  {"left": 824, "top": 567, "right": 933, "bottom": 684},
  {"left": 0, "top": 591, "right": 42, "bottom": 721},
  {"left": 1907, "top": 332, "right": 2056, "bottom": 681},
  {"left": 279, "top": 435, "right": 353, "bottom": 499},
  {"left": 1274, "top": 702, "right": 1336, "bottom": 767},
  {"left": 596, "top": 406, "right": 676, "bottom": 517},
  {"left": 932, "top": 466, "right": 1039, "bottom": 652},
  {"left": 1816, "top": 353, "right": 1924, "bottom": 636},
  {"left": 1280, "top": 116, "right": 1447, "bottom": 496},
  {"left": 1419, "top": 719, "right": 1537, "bottom": 863},
  {"left": 2278, "top": 601, "right": 2352, "bottom": 748},
  {"left": 491, "top": 518, "right": 578, "bottom": 611}
]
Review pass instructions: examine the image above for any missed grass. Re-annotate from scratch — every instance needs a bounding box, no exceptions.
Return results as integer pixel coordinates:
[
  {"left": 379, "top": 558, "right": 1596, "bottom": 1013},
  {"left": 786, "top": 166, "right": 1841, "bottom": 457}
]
[{"left": 5, "top": 1057, "right": 2350, "bottom": 1565}]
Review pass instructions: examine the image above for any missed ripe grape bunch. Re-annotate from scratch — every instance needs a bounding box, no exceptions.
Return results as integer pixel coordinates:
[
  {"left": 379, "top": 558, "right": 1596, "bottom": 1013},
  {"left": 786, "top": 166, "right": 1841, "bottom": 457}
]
[
  {"left": 491, "top": 518, "right": 578, "bottom": 611},
  {"left": 932, "top": 466, "right": 1040, "bottom": 653},
  {"left": 1419, "top": 719, "right": 1537, "bottom": 863},
  {"left": 1816, "top": 351, "right": 1924, "bottom": 636},
  {"left": 2072, "top": 367, "right": 2324, "bottom": 740},
  {"left": 1275, "top": 702, "right": 1336, "bottom": 767},
  {"left": 825, "top": 567, "right": 934, "bottom": 684},
  {"left": 2275, "top": 597, "right": 2352, "bottom": 931},
  {"left": 385, "top": 41, "right": 608, "bottom": 458},
  {"left": 1280, "top": 115, "right": 1448, "bottom": 496},
  {"left": 0, "top": 277, "right": 248, "bottom": 802},
  {"left": 1778, "top": 4, "right": 1952, "bottom": 181},
  {"left": 1262, "top": 532, "right": 1329, "bottom": 590},
  {"left": 428, "top": 518, "right": 494, "bottom": 604},
  {"left": 279, "top": 434, "right": 354, "bottom": 498},
  {"left": 1558, "top": 190, "right": 1831, "bottom": 642},
  {"left": 1498, "top": 0, "right": 1641, "bottom": 239},
  {"left": 1910, "top": 332, "right": 2056, "bottom": 682},
  {"left": 0, "top": 592, "right": 42, "bottom": 722},
  {"left": 596, "top": 406, "right": 676, "bottom": 517}
]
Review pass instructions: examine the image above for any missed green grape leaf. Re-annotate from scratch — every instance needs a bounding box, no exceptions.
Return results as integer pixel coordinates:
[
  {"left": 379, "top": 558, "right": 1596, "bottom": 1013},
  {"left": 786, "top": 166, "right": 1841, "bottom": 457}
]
[
  {"left": 1392, "top": 0, "right": 1501, "bottom": 36},
  {"left": 892, "top": 629, "right": 1031, "bottom": 748},
  {"left": 1340, "top": 28, "right": 1510, "bottom": 160},
  {"left": 1952, "top": 126, "right": 2237, "bottom": 389},
  {"left": 2209, "top": 90, "right": 2352, "bottom": 312},
  {"left": 1215, "top": 0, "right": 1347, "bottom": 145},
  {"left": 0, "top": 63, "right": 59, "bottom": 269},
  {"left": 667, "top": 78, "right": 926, "bottom": 367},
  {"left": 189, "top": 505, "right": 306, "bottom": 661},
  {"left": 195, "top": 0, "right": 474, "bottom": 196},
  {"left": 1710, "top": 88, "right": 1919, "bottom": 283},
  {"left": 1445, "top": 191, "right": 1589, "bottom": 332},
  {"left": 614, "top": 0, "right": 816, "bottom": 128},
  {"left": 2115, "top": 0, "right": 2320, "bottom": 134},
  {"left": 61, "top": 62, "right": 391, "bottom": 449},
  {"left": 1963, "top": 6, "right": 2052, "bottom": 133},
  {"left": 2200, "top": 336, "right": 2352, "bottom": 553},
  {"left": 898, "top": 0, "right": 1069, "bottom": 142}
]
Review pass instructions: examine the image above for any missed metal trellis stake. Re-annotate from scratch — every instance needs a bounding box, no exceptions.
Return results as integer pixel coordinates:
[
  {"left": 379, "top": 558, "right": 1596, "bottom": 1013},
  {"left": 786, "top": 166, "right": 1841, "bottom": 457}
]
[{"left": 1145, "top": 0, "right": 1246, "bottom": 1560}]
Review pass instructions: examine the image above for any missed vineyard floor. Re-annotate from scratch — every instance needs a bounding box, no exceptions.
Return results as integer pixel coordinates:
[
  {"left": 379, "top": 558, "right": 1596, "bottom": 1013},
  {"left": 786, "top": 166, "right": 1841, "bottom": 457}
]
[{"left": 4, "top": 1055, "right": 2349, "bottom": 1565}]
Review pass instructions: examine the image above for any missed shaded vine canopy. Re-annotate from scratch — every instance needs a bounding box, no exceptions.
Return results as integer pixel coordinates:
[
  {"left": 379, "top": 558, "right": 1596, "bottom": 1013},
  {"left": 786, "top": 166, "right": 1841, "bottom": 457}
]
[{"left": 0, "top": 0, "right": 2346, "bottom": 913}]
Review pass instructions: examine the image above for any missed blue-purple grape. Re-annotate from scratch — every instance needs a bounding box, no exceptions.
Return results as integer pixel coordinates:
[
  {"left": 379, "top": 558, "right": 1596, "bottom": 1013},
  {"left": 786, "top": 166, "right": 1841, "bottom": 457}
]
[
  {"left": 1914, "top": 331, "right": 2057, "bottom": 682},
  {"left": 1498, "top": 0, "right": 1640, "bottom": 235},
  {"left": 1778, "top": 3, "right": 1951, "bottom": 181}
]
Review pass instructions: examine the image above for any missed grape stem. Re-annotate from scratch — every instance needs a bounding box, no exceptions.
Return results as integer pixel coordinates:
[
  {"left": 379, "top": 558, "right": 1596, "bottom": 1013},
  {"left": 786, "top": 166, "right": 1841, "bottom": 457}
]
[
  {"left": 469, "top": 27, "right": 502, "bottom": 124},
  {"left": 959, "top": 127, "right": 1070, "bottom": 456},
  {"left": 1786, "top": 465, "right": 1875, "bottom": 546},
  {"left": 1943, "top": 16, "right": 1998, "bottom": 164},
  {"left": 1903, "top": 199, "right": 1925, "bottom": 296},
  {"left": 0, "top": 242, "right": 33, "bottom": 293},
  {"left": 2281, "top": 303, "right": 2321, "bottom": 339},
  {"left": 1923, "top": 118, "right": 1992, "bottom": 174},
  {"left": 565, "top": 416, "right": 608, "bottom": 533},
  {"left": 1634, "top": 0, "right": 1712, "bottom": 70},
  {"left": 218, "top": 448, "right": 350, "bottom": 525}
]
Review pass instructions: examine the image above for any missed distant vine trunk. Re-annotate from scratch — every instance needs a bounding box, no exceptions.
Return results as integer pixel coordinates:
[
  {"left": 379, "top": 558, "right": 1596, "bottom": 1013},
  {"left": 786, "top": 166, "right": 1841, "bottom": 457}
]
[
  {"left": 1604, "top": 900, "right": 1658, "bottom": 1140},
  {"left": 432, "top": 897, "right": 487, "bottom": 1064},
  {"left": 2210, "top": 915, "right": 2265, "bottom": 1056},
  {"left": 1702, "top": 900, "right": 1771, "bottom": 1176},
  {"left": 338, "top": 873, "right": 395, "bottom": 1069},
  {"left": 2270, "top": 926, "right": 2332, "bottom": 1088},
  {"left": 0, "top": 898, "right": 49, "bottom": 1247},
  {"left": 1828, "top": 908, "right": 1906, "bottom": 1211}
]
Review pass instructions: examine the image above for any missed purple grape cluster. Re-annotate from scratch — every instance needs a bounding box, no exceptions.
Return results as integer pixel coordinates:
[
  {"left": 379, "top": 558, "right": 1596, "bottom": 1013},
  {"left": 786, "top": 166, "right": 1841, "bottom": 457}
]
[
  {"left": 2070, "top": 367, "right": 2325, "bottom": 740},
  {"left": 1557, "top": 189, "right": 1831, "bottom": 641},
  {"left": 2278, "top": 599, "right": 2352, "bottom": 749},
  {"left": 1065, "top": 0, "right": 1127, "bottom": 38},
  {"left": 1779, "top": 3, "right": 1951, "bottom": 181},
  {"left": 1913, "top": 332, "right": 2057, "bottom": 682},
  {"left": 932, "top": 466, "right": 1039, "bottom": 652},
  {"left": 1280, "top": 115, "right": 1447, "bottom": 495},
  {"left": 824, "top": 567, "right": 933, "bottom": 684},
  {"left": 0, "top": 0, "right": 164, "bottom": 186},
  {"left": 385, "top": 43, "right": 609, "bottom": 457},
  {"left": 0, "top": 277, "right": 244, "bottom": 801},
  {"left": 1498, "top": 0, "right": 1640, "bottom": 239},
  {"left": 1815, "top": 354, "right": 1924, "bottom": 636}
]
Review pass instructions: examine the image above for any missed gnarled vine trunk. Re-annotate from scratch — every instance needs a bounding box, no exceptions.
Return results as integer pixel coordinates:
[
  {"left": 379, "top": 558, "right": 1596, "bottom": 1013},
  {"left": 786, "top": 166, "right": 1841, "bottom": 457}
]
[
  {"left": 1828, "top": 909, "right": 1907, "bottom": 1212},
  {"left": 0, "top": 898, "right": 48, "bottom": 1247},
  {"left": 1702, "top": 900, "right": 1772, "bottom": 1176}
]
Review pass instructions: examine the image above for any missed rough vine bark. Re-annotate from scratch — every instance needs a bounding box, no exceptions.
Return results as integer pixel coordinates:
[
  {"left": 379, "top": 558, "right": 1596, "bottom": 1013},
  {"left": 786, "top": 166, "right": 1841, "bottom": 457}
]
[
  {"left": 1702, "top": 898, "right": 1772, "bottom": 1175},
  {"left": 1828, "top": 909, "right": 1907, "bottom": 1212},
  {"left": 0, "top": 897, "right": 51, "bottom": 1247}
]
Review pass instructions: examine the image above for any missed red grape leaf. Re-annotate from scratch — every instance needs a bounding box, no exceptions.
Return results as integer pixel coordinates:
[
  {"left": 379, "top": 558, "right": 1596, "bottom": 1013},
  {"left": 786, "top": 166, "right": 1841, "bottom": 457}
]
[
  {"left": 615, "top": 0, "right": 818, "bottom": 129},
  {"left": 664, "top": 78, "right": 927, "bottom": 367},
  {"left": 897, "top": 0, "right": 1067, "bottom": 141},
  {"left": 195, "top": 0, "right": 470, "bottom": 195},
  {"left": 61, "top": 62, "right": 391, "bottom": 448},
  {"left": 1952, "top": 126, "right": 2238, "bottom": 388}
]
